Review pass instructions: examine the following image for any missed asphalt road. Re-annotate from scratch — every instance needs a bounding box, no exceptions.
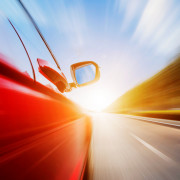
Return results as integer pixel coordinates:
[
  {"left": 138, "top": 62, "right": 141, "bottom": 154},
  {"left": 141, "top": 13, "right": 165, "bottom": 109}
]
[{"left": 86, "top": 113, "right": 180, "bottom": 180}]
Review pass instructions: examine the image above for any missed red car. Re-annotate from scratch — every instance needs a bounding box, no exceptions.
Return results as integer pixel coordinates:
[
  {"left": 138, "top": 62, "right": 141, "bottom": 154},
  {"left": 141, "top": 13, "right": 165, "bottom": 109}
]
[{"left": 0, "top": 9, "right": 100, "bottom": 180}]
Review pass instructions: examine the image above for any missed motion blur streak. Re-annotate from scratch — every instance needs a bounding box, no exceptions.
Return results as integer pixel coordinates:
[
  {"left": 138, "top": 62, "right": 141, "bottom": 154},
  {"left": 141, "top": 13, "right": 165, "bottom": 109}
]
[
  {"left": 0, "top": 0, "right": 180, "bottom": 110},
  {"left": 0, "top": 59, "right": 92, "bottom": 180},
  {"left": 87, "top": 113, "right": 180, "bottom": 180},
  {"left": 106, "top": 56, "right": 180, "bottom": 116}
]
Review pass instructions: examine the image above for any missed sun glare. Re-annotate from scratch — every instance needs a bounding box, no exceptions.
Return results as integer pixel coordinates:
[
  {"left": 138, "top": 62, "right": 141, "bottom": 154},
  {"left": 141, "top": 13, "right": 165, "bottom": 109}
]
[
  {"left": 85, "top": 94, "right": 108, "bottom": 112},
  {"left": 73, "top": 88, "right": 115, "bottom": 112}
]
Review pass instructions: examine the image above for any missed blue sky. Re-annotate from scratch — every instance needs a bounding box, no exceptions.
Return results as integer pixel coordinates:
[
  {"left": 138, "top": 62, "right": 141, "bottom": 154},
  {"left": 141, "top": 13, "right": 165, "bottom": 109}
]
[{"left": 0, "top": 0, "right": 180, "bottom": 110}]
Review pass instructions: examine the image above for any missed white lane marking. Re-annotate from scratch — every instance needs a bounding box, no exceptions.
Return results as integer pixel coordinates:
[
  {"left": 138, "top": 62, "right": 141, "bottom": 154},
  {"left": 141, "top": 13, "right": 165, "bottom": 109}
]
[{"left": 130, "top": 133, "right": 173, "bottom": 163}]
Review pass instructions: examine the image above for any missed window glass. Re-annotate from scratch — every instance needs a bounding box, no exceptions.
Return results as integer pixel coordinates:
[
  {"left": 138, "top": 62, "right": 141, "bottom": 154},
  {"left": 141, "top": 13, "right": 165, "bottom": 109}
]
[
  {"left": 0, "top": 0, "right": 61, "bottom": 91},
  {"left": 0, "top": 15, "right": 33, "bottom": 78}
]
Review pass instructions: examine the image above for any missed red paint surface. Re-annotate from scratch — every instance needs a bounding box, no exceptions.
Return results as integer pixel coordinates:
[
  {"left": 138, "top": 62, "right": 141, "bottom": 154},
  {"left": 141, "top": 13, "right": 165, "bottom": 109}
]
[{"left": 0, "top": 58, "right": 92, "bottom": 180}]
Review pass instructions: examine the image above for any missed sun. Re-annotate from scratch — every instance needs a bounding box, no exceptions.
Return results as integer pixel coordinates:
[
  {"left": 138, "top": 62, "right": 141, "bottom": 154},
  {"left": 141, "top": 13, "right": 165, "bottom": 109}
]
[
  {"left": 84, "top": 93, "right": 109, "bottom": 112},
  {"left": 72, "top": 87, "right": 115, "bottom": 112},
  {"left": 66, "top": 84, "right": 116, "bottom": 112}
]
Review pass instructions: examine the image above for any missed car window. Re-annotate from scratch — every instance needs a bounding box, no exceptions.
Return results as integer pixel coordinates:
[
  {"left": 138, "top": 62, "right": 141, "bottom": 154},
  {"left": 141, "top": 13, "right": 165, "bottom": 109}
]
[
  {"left": 0, "top": 1, "right": 60, "bottom": 91},
  {"left": 0, "top": 15, "right": 34, "bottom": 79}
]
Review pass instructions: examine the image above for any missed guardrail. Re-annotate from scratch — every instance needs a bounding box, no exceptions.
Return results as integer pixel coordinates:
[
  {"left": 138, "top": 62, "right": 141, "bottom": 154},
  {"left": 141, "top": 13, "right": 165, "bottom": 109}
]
[
  {"left": 129, "top": 111, "right": 180, "bottom": 121},
  {"left": 122, "top": 114, "right": 180, "bottom": 129}
]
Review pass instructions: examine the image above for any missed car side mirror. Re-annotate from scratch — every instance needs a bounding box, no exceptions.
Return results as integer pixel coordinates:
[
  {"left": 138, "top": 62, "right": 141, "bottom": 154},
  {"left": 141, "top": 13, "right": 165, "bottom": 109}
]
[
  {"left": 70, "top": 61, "right": 100, "bottom": 87},
  {"left": 37, "top": 59, "right": 100, "bottom": 93},
  {"left": 37, "top": 59, "right": 68, "bottom": 93}
]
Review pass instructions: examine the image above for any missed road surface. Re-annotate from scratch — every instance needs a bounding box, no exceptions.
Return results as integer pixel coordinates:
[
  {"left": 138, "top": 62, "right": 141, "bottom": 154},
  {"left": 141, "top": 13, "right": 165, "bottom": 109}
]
[{"left": 86, "top": 113, "right": 180, "bottom": 180}]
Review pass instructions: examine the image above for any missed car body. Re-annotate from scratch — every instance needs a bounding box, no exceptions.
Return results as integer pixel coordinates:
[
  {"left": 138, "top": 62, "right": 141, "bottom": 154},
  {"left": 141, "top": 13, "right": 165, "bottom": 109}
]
[
  {"left": 0, "top": 54, "right": 92, "bottom": 180},
  {"left": 0, "top": 13, "right": 93, "bottom": 180}
]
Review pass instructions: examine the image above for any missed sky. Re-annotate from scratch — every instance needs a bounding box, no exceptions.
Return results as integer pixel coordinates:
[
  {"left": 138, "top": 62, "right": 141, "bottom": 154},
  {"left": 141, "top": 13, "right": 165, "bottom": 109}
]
[{"left": 0, "top": 0, "right": 180, "bottom": 111}]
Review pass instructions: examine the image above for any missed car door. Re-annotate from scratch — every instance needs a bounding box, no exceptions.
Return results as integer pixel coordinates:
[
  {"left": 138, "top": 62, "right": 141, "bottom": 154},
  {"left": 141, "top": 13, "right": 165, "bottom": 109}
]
[{"left": 0, "top": 15, "right": 91, "bottom": 180}]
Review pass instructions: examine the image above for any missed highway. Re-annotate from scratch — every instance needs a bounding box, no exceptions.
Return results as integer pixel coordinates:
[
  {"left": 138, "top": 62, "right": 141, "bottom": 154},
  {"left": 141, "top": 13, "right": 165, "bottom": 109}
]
[{"left": 86, "top": 113, "right": 180, "bottom": 180}]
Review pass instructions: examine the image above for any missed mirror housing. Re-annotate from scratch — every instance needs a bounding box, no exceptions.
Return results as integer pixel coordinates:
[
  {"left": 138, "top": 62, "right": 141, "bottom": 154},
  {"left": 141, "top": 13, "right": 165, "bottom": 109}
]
[
  {"left": 37, "top": 59, "right": 68, "bottom": 93},
  {"left": 70, "top": 61, "right": 100, "bottom": 87},
  {"left": 37, "top": 59, "right": 100, "bottom": 93}
]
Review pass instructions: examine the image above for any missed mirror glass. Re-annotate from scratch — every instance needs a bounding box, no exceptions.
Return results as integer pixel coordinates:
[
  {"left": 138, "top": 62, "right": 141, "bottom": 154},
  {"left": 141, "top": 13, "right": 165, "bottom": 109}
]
[{"left": 75, "top": 64, "right": 96, "bottom": 85}]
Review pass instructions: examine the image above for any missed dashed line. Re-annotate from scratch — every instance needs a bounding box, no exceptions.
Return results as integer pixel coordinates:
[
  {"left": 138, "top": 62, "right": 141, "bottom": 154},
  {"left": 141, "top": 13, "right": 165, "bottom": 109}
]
[{"left": 130, "top": 132, "right": 173, "bottom": 163}]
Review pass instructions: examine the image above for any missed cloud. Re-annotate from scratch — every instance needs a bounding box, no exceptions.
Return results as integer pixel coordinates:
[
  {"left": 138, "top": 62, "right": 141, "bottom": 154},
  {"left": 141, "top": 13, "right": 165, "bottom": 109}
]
[
  {"left": 132, "top": 0, "right": 180, "bottom": 57},
  {"left": 115, "top": 0, "right": 147, "bottom": 32},
  {"left": 49, "top": 0, "right": 87, "bottom": 51},
  {"left": 157, "top": 23, "right": 180, "bottom": 55},
  {"left": 133, "top": 0, "right": 171, "bottom": 42}
]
